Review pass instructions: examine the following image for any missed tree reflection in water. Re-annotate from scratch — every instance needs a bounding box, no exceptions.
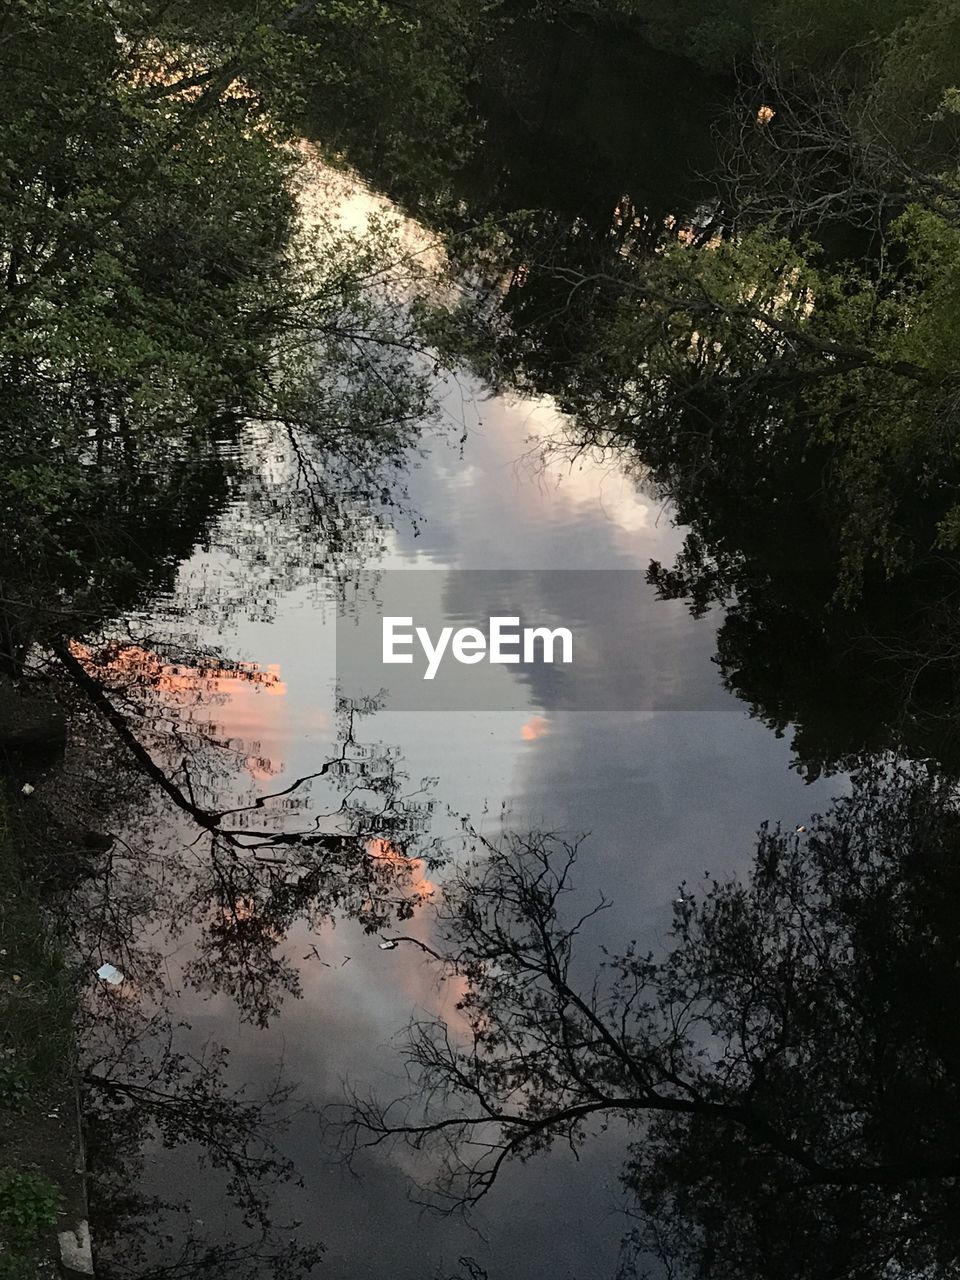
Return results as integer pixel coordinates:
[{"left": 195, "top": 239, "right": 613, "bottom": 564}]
[
  {"left": 7, "top": 394, "right": 444, "bottom": 1276},
  {"left": 345, "top": 764, "right": 960, "bottom": 1279},
  {"left": 53, "top": 637, "right": 439, "bottom": 1276}
]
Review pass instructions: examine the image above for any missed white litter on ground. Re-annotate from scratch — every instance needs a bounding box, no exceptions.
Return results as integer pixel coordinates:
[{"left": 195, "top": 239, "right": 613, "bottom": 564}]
[{"left": 59, "top": 1220, "right": 94, "bottom": 1276}]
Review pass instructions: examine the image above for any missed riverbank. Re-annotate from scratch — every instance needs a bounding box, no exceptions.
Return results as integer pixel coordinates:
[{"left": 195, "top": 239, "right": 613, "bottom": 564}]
[{"left": 0, "top": 732, "right": 93, "bottom": 1278}]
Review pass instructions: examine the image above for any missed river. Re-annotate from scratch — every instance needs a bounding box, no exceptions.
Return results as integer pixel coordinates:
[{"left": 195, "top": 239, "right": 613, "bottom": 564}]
[{"left": 75, "top": 140, "right": 845, "bottom": 1277}]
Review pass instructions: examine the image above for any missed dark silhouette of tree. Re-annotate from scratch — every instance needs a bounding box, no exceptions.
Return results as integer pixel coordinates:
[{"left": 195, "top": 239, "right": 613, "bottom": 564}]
[
  {"left": 645, "top": 525, "right": 960, "bottom": 780},
  {"left": 344, "top": 766, "right": 960, "bottom": 1278},
  {"left": 52, "top": 649, "right": 441, "bottom": 1026},
  {"left": 51, "top": 645, "right": 443, "bottom": 1274},
  {"left": 83, "top": 1000, "right": 323, "bottom": 1280}
]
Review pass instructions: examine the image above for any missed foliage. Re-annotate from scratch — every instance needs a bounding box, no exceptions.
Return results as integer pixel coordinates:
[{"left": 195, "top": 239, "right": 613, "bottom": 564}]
[
  {"left": 438, "top": 0, "right": 960, "bottom": 616},
  {"left": 0, "top": 794, "right": 75, "bottom": 1091},
  {"left": 396, "top": 0, "right": 960, "bottom": 786},
  {"left": 8, "top": 0, "right": 960, "bottom": 1274},
  {"left": 0, "top": 793, "right": 76, "bottom": 1276},
  {"left": 290, "top": 0, "right": 490, "bottom": 200},
  {"left": 0, "top": 1169, "right": 59, "bottom": 1247},
  {"left": 347, "top": 767, "right": 960, "bottom": 1277},
  {"left": 0, "top": 0, "right": 451, "bottom": 672},
  {"left": 861, "top": 0, "right": 960, "bottom": 159},
  {"left": 432, "top": 184, "right": 960, "bottom": 781},
  {"left": 558, "top": 0, "right": 929, "bottom": 71},
  {"left": 455, "top": 204, "right": 960, "bottom": 598},
  {"left": 0, "top": 1069, "right": 27, "bottom": 1116},
  {"left": 418, "top": 0, "right": 960, "bottom": 784},
  {"left": 155, "top": 0, "right": 490, "bottom": 197}
]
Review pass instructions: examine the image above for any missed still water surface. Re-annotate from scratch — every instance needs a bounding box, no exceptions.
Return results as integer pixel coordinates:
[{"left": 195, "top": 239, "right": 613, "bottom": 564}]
[{"left": 96, "top": 163, "right": 840, "bottom": 1279}]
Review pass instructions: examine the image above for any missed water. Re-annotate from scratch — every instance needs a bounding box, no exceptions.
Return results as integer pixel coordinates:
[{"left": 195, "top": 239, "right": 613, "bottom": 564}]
[{"left": 72, "top": 157, "right": 846, "bottom": 1280}]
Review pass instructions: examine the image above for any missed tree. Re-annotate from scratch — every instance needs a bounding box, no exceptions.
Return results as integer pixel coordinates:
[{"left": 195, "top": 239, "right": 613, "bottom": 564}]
[
  {"left": 345, "top": 766, "right": 960, "bottom": 1277},
  {"left": 414, "top": 18, "right": 960, "bottom": 779},
  {"left": 32, "top": 652, "right": 444, "bottom": 1272},
  {"left": 425, "top": 0, "right": 960, "bottom": 621},
  {"left": 0, "top": 0, "right": 452, "bottom": 677},
  {"left": 84, "top": 992, "right": 323, "bottom": 1279},
  {"left": 50, "top": 633, "right": 442, "bottom": 1026},
  {"left": 444, "top": 184, "right": 960, "bottom": 595}
]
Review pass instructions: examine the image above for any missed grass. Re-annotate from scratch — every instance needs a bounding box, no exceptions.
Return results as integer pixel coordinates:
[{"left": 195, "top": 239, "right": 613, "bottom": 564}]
[{"left": 0, "top": 789, "right": 76, "bottom": 1276}]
